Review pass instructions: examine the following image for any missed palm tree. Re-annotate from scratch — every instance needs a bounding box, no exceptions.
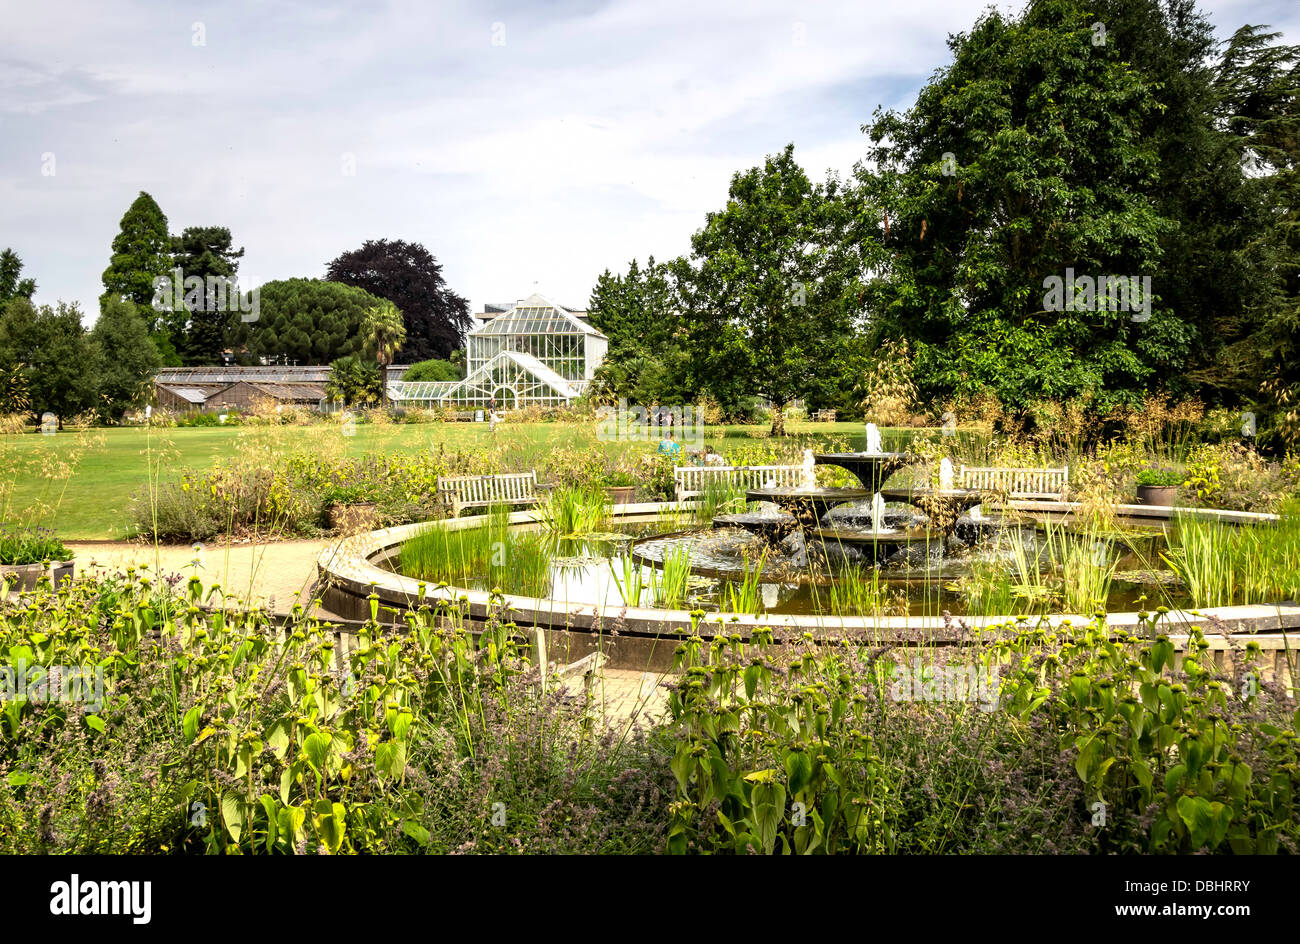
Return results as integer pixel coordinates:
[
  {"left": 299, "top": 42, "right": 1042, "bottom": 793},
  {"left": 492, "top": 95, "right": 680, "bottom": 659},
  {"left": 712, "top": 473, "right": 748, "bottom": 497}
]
[{"left": 361, "top": 301, "right": 406, "bottom": 405}]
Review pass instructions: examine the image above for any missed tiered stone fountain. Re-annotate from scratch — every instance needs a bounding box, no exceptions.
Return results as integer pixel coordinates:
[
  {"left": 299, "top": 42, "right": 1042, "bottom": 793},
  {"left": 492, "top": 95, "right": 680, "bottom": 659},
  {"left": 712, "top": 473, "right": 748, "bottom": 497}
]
[
  {"left": 741, "top": 424, "right": 936, "bottom": 563},
  {"left": 879, "top": 457, "right": 984, "bottom": 537}
]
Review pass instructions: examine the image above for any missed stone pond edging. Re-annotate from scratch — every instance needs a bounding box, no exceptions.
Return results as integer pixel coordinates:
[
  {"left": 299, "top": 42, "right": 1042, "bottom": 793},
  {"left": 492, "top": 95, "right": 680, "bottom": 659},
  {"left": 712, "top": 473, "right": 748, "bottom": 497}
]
[{"left": 315, "top": 501, "right": 1296, "bottom": 675}]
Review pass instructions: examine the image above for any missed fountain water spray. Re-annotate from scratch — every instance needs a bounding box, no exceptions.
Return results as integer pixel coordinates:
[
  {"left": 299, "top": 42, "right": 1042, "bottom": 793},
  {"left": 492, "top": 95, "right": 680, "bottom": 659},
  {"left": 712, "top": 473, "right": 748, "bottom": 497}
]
[
  {"left": 800, "top": 449, "right": 817, "bottom": 490},
  {"left": 864, "top": 423, "right": 883, "bottom": 456},
  {"left": 870, "top": 492, "right": 894, "bottom": 534}
]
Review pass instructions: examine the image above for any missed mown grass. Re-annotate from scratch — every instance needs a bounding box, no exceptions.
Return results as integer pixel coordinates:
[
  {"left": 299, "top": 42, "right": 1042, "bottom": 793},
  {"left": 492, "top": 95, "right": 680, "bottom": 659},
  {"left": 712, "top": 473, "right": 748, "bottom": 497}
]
[{"left": 1, "top": 421, "right": 891, "bottom": 539}]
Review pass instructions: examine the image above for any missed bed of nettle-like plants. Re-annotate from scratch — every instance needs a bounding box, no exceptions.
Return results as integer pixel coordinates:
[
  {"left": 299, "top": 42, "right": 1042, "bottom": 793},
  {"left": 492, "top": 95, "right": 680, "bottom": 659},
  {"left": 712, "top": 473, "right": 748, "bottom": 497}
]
[
  {"left": 1, "top": 571, "right": 1297, "bottom": 855},
  {"left": 663, "top": 612, "right": 1299, "bottom": 855},
  {"left": 0, "top": 574, "right": 672, "bottom": 854}
]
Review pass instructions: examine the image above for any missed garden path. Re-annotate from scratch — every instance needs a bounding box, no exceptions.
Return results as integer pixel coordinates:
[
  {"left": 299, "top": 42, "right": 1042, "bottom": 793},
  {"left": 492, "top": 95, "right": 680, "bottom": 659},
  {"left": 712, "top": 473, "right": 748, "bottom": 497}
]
[{"left": 63, "top": 539, "right": 670, "bottom": 725}]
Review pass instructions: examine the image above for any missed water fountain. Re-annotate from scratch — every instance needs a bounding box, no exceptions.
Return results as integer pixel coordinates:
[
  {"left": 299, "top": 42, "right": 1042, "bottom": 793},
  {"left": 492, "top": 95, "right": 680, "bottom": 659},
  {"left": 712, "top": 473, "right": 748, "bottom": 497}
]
[
  {"left": 740, "top": 428, "right": 937, "bottom": 563},
  {"left": 879, "top": 456, "right": 984, "bottom": 536}
]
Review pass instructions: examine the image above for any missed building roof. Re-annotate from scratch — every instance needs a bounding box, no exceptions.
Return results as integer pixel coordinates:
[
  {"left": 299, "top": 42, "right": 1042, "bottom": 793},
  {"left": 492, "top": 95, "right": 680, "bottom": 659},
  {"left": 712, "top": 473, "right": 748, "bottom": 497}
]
[
  {"left": 155, "top": 365, "right": 406, "bottom": 386},
  {"left": 241, "top": 382, "right": 327, "bottom": 401},
  {"left": 157, "top": 385, "right": 211, "bottom": 404},
  {"left": 470, "top": 293, "right": 606, "bottom": 339},
  {"left": 389, "top": 349, "right": 580, "bottom": 403},
  {"left": 156, "top": 366, "right": 333, "bottom": 385}
]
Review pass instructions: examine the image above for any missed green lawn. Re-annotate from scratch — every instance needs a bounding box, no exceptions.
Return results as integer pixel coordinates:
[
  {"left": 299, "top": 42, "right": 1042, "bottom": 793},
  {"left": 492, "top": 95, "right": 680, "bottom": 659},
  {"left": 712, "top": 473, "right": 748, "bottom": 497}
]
[{"left": 2, "top": 420, "right": 889, "bottom": 539}]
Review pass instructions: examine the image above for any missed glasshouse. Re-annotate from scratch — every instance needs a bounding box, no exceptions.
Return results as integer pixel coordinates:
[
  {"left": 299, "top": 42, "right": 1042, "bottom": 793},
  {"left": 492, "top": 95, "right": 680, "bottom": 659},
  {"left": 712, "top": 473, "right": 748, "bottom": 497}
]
[{"left": 389, "top": 293, "right": 607, "bottom": 408}]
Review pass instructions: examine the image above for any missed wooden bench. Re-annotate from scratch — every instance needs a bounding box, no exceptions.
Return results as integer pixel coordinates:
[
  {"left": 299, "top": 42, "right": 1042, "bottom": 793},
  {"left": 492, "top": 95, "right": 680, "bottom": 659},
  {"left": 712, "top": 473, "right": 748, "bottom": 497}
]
[
  {"left": 958, "top": 465, "right": 1069, "bottom": 500},
  {"left": 674, "top": 465, "right": 802, "bottom": 502},
  {"left": 437, "top": 471, "right": 542, "bottom": 516}
]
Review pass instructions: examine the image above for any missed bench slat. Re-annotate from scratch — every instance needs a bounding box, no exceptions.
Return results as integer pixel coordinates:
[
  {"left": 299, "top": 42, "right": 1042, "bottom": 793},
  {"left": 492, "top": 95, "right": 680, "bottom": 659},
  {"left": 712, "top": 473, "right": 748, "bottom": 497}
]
[{"left": 437, "top": 471, "right": 541, "bottom": 515}]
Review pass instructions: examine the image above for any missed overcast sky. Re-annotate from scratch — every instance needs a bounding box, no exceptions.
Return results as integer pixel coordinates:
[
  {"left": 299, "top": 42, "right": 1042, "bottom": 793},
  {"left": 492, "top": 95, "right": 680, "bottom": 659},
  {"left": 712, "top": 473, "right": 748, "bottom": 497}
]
[{"left": 2, "top": 0, "right": 1296, "bottom": 323}]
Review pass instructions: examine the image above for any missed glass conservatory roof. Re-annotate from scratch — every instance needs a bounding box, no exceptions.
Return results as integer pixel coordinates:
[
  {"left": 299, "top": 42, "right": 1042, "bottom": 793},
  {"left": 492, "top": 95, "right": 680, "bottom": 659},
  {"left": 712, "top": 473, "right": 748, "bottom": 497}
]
[
  {"left": 470, "top": 293, "right": 605, "bottom": 339},
  {"left": 387, "top": 380, "right": 458, "bottom": 402},
  {"left": 388, "top": 350, "right": 580, "bottom": 404}
]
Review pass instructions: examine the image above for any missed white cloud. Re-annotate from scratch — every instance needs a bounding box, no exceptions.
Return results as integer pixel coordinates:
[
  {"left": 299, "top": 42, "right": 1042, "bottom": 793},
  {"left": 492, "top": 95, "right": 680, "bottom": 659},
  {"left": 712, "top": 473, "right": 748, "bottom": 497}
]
[{"left": 0, "top": 0, "right": 1293, "bottom": 328}]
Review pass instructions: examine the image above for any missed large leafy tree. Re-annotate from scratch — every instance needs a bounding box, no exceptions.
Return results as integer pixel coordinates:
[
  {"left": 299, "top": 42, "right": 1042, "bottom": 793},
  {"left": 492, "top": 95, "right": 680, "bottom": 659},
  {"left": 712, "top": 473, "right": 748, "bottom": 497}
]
[
  {"left": 679, "top": 144, "right": 861, "bottom": 433},
  {"left": 228, "top": 278, "right": 379, "bottom": 365},
  {"left": 587, "top": 256, "right": 687, "bottom": 405},
  {"left": 90, "top": 297, "right": 162, "bottom": 421},
  {"left": 170, "top": 225, "right": 245, "bottom": 365},
  {"left": 0, "top": 249, "right": 36, "bottom": 308},
  {"left": 0, "top": 299, "right": 98, "bottom": 424},
  {"left": 325, "top": 239, "right": 470, "bottom": 361},
  {"left": 860, "top": 0, "right": 1183, "bottom": 409},
  {"left": 102, "top": 192, "right": 172, "bottom": 310}
]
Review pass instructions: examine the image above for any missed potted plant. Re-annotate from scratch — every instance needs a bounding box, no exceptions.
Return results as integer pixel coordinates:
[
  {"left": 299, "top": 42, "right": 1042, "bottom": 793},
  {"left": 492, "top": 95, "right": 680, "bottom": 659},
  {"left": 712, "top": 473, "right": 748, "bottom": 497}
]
[
  {"left": 603, "top": 470, "right": 638, "bottom": 505},
  {"left": 323, "top": 484, "right": 379, "bottom": 532},
  {"left": 0, "top": 525, "right": 74, "bottom": 591},
  {"left": 1135, "top": 468, "right": 1183, "bottom": 507}
]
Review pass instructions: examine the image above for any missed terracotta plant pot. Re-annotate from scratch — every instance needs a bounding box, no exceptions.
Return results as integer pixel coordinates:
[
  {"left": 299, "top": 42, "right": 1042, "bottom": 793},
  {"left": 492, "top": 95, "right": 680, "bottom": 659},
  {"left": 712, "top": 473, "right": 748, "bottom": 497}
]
[
  {"left": 605, "top": 486, "right": 636, "bottom": 505},
  {"left": 1, "top": 559, "right": 74, "bottom": 592},
  {"left": 1135, "top": 484, "right": 1177, "bottom": 507},
  {"left": 330, "top": 502, "right": 379, "bottom": 532}
]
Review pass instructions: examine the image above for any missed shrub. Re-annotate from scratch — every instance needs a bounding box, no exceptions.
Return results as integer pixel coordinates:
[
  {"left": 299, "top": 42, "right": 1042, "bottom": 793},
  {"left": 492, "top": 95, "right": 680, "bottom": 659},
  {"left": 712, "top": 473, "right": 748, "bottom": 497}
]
[
  {"left": 0, "top": 525, "right": 70, "bottom": 565},
  {"left": 1135, "top": 467, "right": 1183, "bottom": 487},
  {"left": 1182, "top": 442, "right": 1300, "bottom": 511},
  {"left": 400, "top": 358, "right": 462, "bottom": 382},
  {"left": 175, "top": 411, "right": 223, "bottom": 427}
]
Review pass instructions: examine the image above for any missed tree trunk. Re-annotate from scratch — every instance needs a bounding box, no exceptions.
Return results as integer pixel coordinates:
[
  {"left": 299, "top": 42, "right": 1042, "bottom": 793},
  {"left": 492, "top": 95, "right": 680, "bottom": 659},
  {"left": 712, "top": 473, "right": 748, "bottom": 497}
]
[{"left": 770, "top": 400, "right": 787, "bottom": 437}]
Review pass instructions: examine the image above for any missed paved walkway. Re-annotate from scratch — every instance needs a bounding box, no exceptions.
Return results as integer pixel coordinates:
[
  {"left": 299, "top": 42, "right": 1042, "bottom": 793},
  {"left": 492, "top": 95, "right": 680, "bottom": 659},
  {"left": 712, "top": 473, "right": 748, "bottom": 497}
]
[{"left": 66, "top": 538, "right": 333, "bottom": 613}]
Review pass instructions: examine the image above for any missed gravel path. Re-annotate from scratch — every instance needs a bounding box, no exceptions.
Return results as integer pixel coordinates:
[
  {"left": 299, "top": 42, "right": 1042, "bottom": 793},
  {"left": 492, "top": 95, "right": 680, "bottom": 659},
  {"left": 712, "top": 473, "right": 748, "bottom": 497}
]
[
  {"left": 65, "top": 538, "right": 333, "bottom": 613},
  {"left": 62, "top": 538, "right": 672, "bottom": 724}
]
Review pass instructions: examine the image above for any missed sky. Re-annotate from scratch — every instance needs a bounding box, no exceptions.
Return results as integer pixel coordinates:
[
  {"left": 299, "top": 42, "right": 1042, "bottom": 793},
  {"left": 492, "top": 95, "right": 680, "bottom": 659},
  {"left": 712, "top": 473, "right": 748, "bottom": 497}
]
[{"left": 2, "top": 0, "right": 1297, "bottom": 323}]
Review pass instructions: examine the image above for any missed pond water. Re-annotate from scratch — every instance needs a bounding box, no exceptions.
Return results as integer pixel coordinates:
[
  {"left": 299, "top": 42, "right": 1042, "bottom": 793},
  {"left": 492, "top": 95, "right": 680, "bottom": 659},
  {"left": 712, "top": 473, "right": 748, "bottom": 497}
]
[{"left": 390, "top": 504, "right": 1194, "bottom": 618}]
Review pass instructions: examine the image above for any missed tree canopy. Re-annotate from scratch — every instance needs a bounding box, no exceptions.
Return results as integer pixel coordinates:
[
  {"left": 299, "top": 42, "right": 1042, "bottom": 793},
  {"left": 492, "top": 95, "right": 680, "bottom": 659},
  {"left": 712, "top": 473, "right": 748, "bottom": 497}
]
[
  {"left": 587, "top": 256, "right": 686, "bottom": 406},
  {"left": 102, "top": 192, "right": 172, "bottom": 310},
  {"left": 90, "top": 297, "right": 161, "bottom": 421},
  {"left": 401, "top": 357, "right": 463, "bottom": 382},
  {"left": 0, "top": 249, "right": 36, "bottom": 308},
  {"left": 0, "top": 299, "right": 98, "bottom": 423},
  {"left": 325, "top": 239, "right": 470, "bottom": 361},
  {"left": 229, "top": 278, "right": 380, "bottom": 365},
  {"left": 170, "top": 225, "right": 246, "bottom": 365},
  {"left": 678, "top": 144, "right": 862, "bottom": 432}
]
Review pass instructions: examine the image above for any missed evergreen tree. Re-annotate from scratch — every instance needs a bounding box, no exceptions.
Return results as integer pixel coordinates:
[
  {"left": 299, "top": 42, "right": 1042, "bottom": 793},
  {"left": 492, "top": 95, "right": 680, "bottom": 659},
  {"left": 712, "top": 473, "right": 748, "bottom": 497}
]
[
  {"left": 228, "top": 278, "right": 380, "bottom": 364},
  {"left": 102, "top": 192, "right": 172, "bottom": 310},
  {"left": 170, "top": 225, "right": 245, "bottom": 365}
]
